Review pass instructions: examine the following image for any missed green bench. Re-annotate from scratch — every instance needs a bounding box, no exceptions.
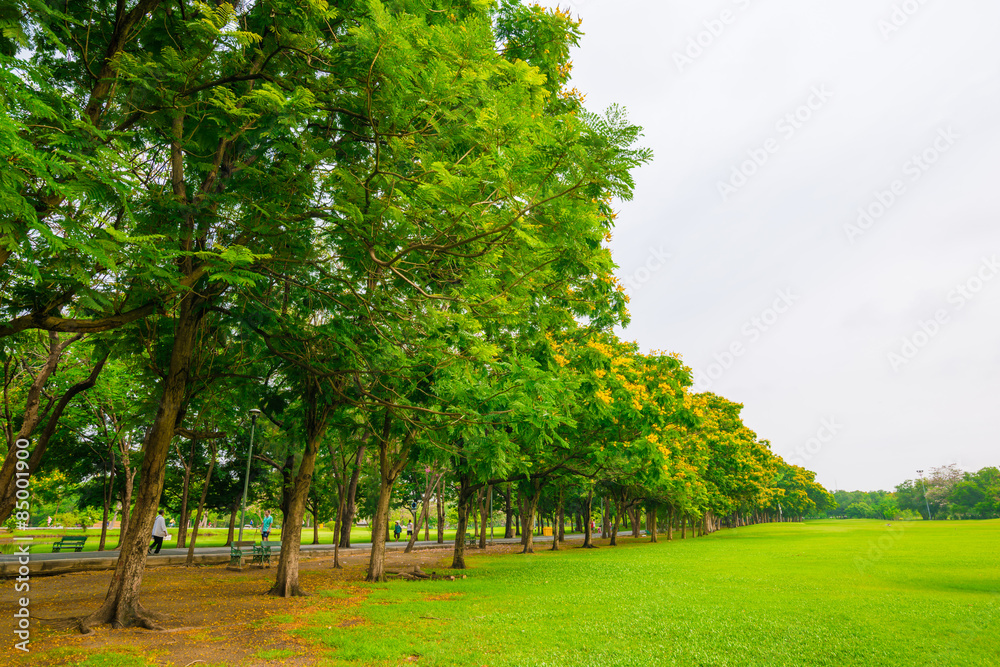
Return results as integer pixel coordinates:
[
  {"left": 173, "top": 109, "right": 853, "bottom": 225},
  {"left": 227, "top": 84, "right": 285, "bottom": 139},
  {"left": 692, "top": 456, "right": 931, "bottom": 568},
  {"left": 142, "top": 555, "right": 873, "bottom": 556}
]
[
  {"left": 228, "top": 540, "right": 255, "bottom": 569},
  {"left": 52, "top": 535, "right": 87, "bottom": 552},
  {"left": 251, "top": 542, "right": 271, "bottom": 568}
]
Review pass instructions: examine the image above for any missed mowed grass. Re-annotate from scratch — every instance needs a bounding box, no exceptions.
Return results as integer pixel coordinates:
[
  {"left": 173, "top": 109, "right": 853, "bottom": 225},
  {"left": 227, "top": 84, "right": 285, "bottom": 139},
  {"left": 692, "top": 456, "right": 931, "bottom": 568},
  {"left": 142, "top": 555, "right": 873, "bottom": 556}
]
[{"left": 294, "top": 520, "right": 999, "bottom": 666}]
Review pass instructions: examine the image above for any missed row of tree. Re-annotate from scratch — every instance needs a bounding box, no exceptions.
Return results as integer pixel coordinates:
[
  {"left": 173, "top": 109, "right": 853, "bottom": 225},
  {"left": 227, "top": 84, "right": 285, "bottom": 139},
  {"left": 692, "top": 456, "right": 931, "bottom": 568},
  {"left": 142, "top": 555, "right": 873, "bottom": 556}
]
[
  {"left": 1, "top": 0, "right": 831, "bottom": 632},
  {"left": 822, "top": 464, "right": 999, "bottom": 520}
]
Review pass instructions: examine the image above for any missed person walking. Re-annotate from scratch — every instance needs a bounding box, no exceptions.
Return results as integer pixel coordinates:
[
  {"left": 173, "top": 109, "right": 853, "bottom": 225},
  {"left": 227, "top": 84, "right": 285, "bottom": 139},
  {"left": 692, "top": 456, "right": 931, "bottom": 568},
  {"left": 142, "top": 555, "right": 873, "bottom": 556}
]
[
  {"left": 261, "top": 510, "right": 273, "bottom": 541},
  {"left": 393, "top": 521, "right": 402, "bottom": 541},
  {"left": 406, "top": 520, "right": 413, "bottom": 539},
  {"left": 149, "top": 510, "right": 168, "bottom": 554}
]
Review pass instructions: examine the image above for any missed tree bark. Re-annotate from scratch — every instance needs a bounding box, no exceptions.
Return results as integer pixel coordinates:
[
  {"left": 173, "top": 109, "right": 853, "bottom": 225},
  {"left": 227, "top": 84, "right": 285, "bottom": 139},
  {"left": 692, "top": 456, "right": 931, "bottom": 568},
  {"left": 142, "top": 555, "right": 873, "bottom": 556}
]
[
  {"left": 503, "top": 484, "right": 514, "bottom": 538},
  {"left": 649, "top": 505, "right": 658, "bottom": 543},
  {"left": 338, "top": 441, "right": 366, "bottom": 549},
  {"left": 436, "top": 479, "right": 445, "bottom": 544},
  {"left": 175, "top": 439, "right": 194, "bottom": 549},
  {"left": 269, "top": 391, "right": 330, "bottom": 597},
  {"left": 450, "top": 485, "right": 472, "bottom": 569},
  {"left": 80, "top": 291, "right": 204, "bottom": 632},
  {"left": 186, "top": 443, "right": 216, "bottom": 566},
  {"left": 365, "top": 414, "right": 412, "bottom": 583},
  {"left": 550, "top": 487, "right": 563, "bottom": 552},
  {"left": 581, "top": 488, "right": 597, "bottom": 548},
  {"left": 225, "top": 503, "right": 237, "bottom": 546}
]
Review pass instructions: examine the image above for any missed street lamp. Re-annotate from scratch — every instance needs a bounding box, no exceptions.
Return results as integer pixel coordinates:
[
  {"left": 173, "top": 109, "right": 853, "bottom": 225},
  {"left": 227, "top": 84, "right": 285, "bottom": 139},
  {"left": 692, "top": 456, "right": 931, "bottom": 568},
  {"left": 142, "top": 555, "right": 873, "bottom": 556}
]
[
  {"left": 916, "top": 470, "right": 932, "bottom": 520},
  {"left": 238, "top": 409, "right": 262, "bottom": 542}
]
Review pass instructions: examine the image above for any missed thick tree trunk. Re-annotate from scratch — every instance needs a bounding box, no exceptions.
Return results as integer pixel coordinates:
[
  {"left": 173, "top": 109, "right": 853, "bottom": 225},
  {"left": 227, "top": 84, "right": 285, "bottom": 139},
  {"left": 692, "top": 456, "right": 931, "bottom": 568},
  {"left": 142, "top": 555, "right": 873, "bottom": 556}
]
[
  {"left": 270, "top": 396, "right": 330, "bottom": 597},
  {"left": 450, "top": 486, "right": 472, "bottom": 569},
  {"left": 80, "top": 293, "right": 203, "bottom": 632},
  {"left": 185, "top": 445, "right": 215, "bottom": 566},
  {"left": 631, "top": 507, "right": 641, "bottom": 538},
  {"left": 520, "top": 480, "right": 542, "bottom": 554},
  {"left": 338, "top": 442, "right": 366, "bottom": 549},
  {"left": 365, "top": 420, "right": 411, "bottom": 583},
  {"left": 312, "top": 508, "right": 319, "bottom": 545}
]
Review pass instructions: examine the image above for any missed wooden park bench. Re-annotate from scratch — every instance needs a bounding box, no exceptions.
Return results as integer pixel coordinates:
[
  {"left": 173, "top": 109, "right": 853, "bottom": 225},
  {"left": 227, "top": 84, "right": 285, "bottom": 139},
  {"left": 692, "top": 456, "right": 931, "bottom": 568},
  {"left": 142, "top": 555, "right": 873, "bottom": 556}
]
[
  {"left": 465, "top": 535, "right": 478, "bottom": 548},
  {"left": 228, "top": 540, "right": 256, "bottom": 570},
  {"left": 52, "top": 535, "right": 87, "bottom": 552},
  {"left": 251, "top": 541, "right": 271, "bottom": 568}
]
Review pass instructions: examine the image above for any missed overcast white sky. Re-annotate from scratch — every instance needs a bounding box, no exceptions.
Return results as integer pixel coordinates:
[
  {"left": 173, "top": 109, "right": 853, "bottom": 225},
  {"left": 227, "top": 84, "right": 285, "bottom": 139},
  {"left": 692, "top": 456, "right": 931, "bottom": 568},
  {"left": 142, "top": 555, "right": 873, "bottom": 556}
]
[{"left": 537, "top": 0, "right": 1000, "bottom": 491}]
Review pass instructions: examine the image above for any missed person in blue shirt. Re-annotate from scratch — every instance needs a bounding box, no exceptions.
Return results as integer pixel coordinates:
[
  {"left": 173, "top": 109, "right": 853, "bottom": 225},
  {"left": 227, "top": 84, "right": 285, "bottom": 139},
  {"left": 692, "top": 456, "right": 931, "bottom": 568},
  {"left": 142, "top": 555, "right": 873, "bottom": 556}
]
[
  {"left": 261, "top": 510, "right": 273, "bottom": 541},
  {"left": 393, "top": 521, "right": 402, "bottom": 541}
]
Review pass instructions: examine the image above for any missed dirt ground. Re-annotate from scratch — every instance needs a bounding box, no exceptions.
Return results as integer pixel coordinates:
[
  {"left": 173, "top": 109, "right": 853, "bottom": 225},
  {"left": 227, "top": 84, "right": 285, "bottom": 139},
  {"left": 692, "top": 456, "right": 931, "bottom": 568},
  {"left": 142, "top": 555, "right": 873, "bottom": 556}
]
[{"left": 0, "top": 543, "right": 529, "bottom": 666}]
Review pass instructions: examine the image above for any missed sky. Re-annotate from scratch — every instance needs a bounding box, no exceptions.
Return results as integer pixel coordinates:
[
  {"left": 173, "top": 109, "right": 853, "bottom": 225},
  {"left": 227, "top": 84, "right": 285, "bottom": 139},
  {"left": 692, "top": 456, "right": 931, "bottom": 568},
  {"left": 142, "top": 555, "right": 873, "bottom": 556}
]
[{"left": 537, "top": 0, "right": 1000, "bottom": 491}]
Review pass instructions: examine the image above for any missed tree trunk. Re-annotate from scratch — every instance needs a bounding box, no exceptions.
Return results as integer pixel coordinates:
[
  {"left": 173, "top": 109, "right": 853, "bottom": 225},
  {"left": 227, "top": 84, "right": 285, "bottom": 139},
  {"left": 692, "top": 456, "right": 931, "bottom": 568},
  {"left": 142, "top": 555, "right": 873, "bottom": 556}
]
[
  {"left": 558, "top": 505, "right": 565, "bottom": 542},
  {"left": 80, "top": 292, "right": 204, "bottom": 632},
  {"left": 550, "top": 488, "right": 563, "bottom": 551},
  {"left": 338, "top": 441, "right": 366, "bottom": 549},
  {"left": 312, "top": 508, "right": 319, "bottom": 545},
  {"left": 98, "top": 462, "right": 114, "bottom": 551},
  {"left": 601, "top": 497, "right": 611, "bottom": 538},
  {"left": 450, "top": 483, "right": 472, "bottom": 569},
  {"left": 175, "top": 444, "right": 193, "bottom": 549},
  {"left": 609, "top": 499, "right": 620, "bottom": 547},
  {"left": 270, "top": 416, "right": 328, "bottom": 596},
  {"left": 581, "top": 488, "right": 597, "bottom": 548},
  {"left": 365, "top": 418, "right": 412, "bottom": 583},
  {"left": 503, "top": 484, "right": 514, "bottom": 539},
  {"left": 479, "top": 485, "right": 491, "bottom": 549},
  {"left": 649, "top": 505, "right": 658, "bottom": 543},
  {"left": 631, "top": 507, "right": 641, "bottom": 538},
  {"left": 667, "top": 507, "right": 673, "bottom": 541},
  {"left": 270, "top": 394, "right": 330, "bottom": 597},
  {"left": 225, "top": 503, "right": 237, "bottom": 546},
  {"left": 186, "top": 444, "right": 216, "bottom": 566},
  {"left": 520, "top": 480, "right": 542, "bottom": 554},
  {"left": 114, "top": 463, "right": 135, "bottom": 550},
  {"left": 436, "top": 480, "right": 445, "bottom": 544}
]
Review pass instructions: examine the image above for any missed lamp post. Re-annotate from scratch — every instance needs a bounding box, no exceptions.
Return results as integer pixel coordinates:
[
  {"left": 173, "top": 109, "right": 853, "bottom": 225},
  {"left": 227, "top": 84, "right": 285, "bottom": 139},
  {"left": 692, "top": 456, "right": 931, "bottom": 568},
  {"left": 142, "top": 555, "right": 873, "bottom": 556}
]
[
  {"left": 916, "top": 470, "right": 932, "bottom": 520},
  {"left": 238, "top": 409, "right": 262, "bottom": 542}
]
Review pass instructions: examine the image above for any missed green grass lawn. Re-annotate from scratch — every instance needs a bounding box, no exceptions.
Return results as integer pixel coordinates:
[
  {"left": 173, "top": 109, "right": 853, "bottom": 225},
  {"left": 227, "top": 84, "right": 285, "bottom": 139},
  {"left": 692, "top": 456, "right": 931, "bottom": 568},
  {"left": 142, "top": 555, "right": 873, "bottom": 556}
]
[{"left": 292, "top": 519, "right": 999, "bottom": 666}]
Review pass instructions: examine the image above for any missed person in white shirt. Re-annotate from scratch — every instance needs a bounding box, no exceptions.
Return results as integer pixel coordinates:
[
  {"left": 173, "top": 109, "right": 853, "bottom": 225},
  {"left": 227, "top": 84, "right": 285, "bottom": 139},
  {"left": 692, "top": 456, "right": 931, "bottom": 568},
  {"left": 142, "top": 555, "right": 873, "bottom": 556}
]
[{"left": 149, "top": 510, "right": 168, "bottom": 554}]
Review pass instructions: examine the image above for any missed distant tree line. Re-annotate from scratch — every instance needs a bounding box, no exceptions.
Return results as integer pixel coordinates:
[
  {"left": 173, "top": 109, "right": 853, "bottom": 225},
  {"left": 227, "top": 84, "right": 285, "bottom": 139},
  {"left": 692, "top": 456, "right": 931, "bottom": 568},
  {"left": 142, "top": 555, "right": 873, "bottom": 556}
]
[{"left": 821, "top": 464, "right": 999, "bottom": 520}]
